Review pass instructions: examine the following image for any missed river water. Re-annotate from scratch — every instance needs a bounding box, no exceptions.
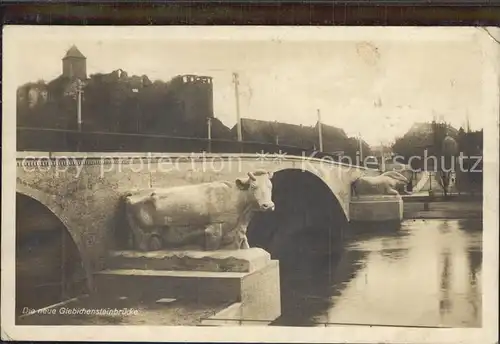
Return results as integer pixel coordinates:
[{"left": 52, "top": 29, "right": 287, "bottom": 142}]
[
  {"left": 273, "top": 219, "right": 482, "bottom": 328},
  {"left": 18, "top": 218, "right": 482, "bottom": 327}
]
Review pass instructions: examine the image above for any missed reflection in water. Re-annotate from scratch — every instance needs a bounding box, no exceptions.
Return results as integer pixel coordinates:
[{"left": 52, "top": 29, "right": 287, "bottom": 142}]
[
  {"left": 439, "top": 249, "right": 452, "bottom": 318},
  {"left": 273, "top": 219, "right": 482, "bottom": 328},
  {"left": 272, "top": 248, "right": 368, "bottom": 326},
  {"left": 379, "top": 248, "right": 409, "bottom": 262},
  {"left": 467, "top": 249, "right": 482, "bottom": 323}
]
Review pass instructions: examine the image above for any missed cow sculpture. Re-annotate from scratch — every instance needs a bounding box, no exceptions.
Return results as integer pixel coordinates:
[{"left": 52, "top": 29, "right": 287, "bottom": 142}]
[
  {"left": 381, "top": 164, "right": 414, "bottom": 194},
  {"left": 351, "top": 171, "right": 410, "bottom": 196},
  {"left": 122, "top": 170, "right": 275, "bottom": 251}
]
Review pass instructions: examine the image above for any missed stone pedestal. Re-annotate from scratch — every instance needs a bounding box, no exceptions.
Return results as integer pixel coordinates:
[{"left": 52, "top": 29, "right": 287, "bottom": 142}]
[
  {"left": 105, "top": 248, "right": 272, "bottom": 273},
  {"left": 94, "top": 248, "right": 281, "bottom": 325},
  {"left": 349, "top": 195, "right": 404, "bottom": 222}
]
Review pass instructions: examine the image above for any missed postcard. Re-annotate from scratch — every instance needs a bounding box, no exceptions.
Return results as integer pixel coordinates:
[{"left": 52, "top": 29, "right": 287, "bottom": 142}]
[{"left": 1, "top": 25, "right": 498, "bottom": 343}]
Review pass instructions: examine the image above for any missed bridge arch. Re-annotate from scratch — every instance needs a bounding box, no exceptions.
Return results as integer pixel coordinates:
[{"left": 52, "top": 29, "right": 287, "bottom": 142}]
[
  {"left": 247, "top": 168, "right": 348, "bottom": 271},
  {"left": 15, "top": 186, "right": 91, "bottom": 311},
  {"left": 247, "top": 168, "right": 349, "bottom": 324}
]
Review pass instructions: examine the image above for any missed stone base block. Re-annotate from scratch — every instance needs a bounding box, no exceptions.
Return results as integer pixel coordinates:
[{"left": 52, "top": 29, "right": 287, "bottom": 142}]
[
  {"left": 201, "top": 259, "right": 281, "bottom": 326},
  {"left": 93, "top": 268, "right": 244, "bottom": 303},
  {"left": 94, "top": 249, "right": 281, "bottom": 325},
  {"left": 106, "top": 248, "right": 271, "bottom": 273},
  {"left": 350, "top": 195, "right": 404, "bottom": 222}
]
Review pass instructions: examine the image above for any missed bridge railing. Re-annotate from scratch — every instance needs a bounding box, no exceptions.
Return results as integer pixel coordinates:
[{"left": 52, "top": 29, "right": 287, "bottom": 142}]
[{"left": 17, "top": 126, "right": 344, "bottom": 161}]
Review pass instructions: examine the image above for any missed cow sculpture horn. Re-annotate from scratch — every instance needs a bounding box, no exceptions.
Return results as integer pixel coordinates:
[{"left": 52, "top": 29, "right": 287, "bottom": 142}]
[{"left": 248, "top": 172, "right": 257, "bottom": 181}]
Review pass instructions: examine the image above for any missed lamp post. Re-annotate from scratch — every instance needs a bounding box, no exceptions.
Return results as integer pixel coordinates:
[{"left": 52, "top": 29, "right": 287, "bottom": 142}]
[
  {"left": 75, "top": 79, "right": 84, "bottom": 132},
  {"left": 73, "top": 79, "right": 84, "bottom": 152}
]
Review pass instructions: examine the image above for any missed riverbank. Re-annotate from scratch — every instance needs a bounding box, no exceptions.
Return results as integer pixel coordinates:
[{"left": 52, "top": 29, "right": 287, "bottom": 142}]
[
  {"left": 402, "top": 192, "right": 482, "bottom": 203},
  {"left": 403, "top": 200, "right": 482, "bottom": 220}
]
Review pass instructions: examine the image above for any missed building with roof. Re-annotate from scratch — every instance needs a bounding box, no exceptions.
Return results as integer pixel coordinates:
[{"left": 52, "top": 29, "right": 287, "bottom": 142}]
[
  {"left": 233, "top": 118, "right": 317, "bottom": 148},
  {"left": 232, "top": 118, "right": 359, "bottom": 155},
  {"left": 62, "top": 45, "right": 87, "bottom": 80}
]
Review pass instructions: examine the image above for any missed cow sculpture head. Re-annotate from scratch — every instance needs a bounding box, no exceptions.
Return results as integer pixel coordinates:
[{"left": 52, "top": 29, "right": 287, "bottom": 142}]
[
  {"left": 383, "top": 170, "right": 410, "bottom": 186},
  {"left": 236, "top": 170, "right": 275, "bottom": 211}
]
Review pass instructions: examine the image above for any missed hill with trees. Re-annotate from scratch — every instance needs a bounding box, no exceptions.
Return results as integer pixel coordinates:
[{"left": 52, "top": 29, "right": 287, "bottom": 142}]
[
  {"left": 17, "top": 69, "right": 371, "bottom": 158},
  {"left": 17, "top": 70, "right": 234, "bottom": 140}
]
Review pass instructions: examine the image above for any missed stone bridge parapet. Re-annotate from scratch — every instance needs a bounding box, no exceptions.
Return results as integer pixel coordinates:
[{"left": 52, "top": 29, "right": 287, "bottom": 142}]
[{"left": 15, "top": 151, "right": 380, "bottom": 287}]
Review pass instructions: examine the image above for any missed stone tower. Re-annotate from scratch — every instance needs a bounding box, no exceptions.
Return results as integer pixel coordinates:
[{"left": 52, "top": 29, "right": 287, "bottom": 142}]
[
  {"left": 62, "top": 45, "right": 87, "bottom": 80},
  {"left": 170, "top": 75, "right": 214, "bottom": 122}
]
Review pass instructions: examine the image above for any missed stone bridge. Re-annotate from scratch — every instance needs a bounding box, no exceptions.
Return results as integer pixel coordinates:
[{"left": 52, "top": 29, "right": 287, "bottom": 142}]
[{"left": 16, "top": 151, "right": 381, "bottom": 291}]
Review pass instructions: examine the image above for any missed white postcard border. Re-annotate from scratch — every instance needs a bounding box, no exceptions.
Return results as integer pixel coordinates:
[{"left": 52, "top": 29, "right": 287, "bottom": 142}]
[{"left": 2, "top": 25, "right": 498, "bottom": 343}]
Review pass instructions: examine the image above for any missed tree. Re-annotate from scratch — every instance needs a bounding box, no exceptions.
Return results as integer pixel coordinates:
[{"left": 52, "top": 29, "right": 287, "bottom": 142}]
[
  {"left": 431, "top": 120, "right": 458, "bottom": 198},
  {"left": 392, "top": 133, "right": 429, "bottom": 169},
  {"left": 456, "top": 127, "right": 483, "bottom": 195}
]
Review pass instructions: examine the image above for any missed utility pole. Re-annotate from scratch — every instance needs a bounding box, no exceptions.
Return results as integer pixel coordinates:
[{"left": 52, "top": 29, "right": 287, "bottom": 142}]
[
  {"left": 207, "top": 117, "right": 212, "bottom": 153},
  {"left": 233, "top": 72, "right": 242, "bottom": 142},
  {"left": 358, "top": 132, "right": 363, "bottom": 162},
  {"left": 466, "top": 111, "right": 471, "bottom": 133},
  {"left": 132, "top": 88, "right": 140, "bottom": 133},
  {"left": 379, "top": 141, "right": 384, "bottom": 171},
  {"left": 317, "top": 109, "right": 323, "bottom": 152},
  {"left": 207, "top": 117, "right": 212, "bottom": 140}
]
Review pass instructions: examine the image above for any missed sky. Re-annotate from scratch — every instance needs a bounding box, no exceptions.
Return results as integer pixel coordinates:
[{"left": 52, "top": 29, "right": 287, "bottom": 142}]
[{"left": 5, "top": 26, "right": 494, "bottom": 146}]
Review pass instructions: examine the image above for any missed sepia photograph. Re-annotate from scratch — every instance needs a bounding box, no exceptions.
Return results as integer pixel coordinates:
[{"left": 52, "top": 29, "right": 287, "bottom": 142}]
[{"left": 1, "top": 25, "right": 498, "bottom": 343}]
